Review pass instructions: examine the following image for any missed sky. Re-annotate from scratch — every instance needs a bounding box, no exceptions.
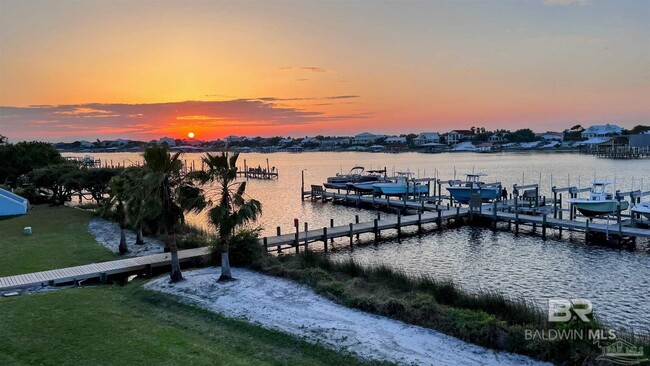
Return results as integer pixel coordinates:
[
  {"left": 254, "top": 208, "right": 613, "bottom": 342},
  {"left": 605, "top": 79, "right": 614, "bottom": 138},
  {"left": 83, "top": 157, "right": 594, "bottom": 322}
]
[{"left": 0, "top": 0, "right": 649, "bottom": 142}]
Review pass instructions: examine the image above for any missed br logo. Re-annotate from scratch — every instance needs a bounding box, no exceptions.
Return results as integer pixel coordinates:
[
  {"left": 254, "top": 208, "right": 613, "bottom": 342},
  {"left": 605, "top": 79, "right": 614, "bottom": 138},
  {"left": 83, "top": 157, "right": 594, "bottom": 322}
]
[{"left": 548, "top": 299, "right": 593, "bottom": 322}]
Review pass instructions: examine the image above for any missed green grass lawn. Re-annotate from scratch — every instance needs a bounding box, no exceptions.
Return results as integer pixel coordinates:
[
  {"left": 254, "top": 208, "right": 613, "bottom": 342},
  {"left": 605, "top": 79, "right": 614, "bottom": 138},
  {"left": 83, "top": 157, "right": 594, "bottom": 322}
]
[
  {"left": 0, "top": 283, "right": 372, "bottom": 366},
  {"left": 0, "top": 205, "right": 116, "bottom": 277}
]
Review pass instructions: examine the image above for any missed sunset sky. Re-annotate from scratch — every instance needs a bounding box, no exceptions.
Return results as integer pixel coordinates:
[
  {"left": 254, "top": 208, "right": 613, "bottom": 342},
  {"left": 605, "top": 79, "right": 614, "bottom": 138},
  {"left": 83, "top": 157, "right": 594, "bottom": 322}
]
[{"left": 1, "top": 0, "right": 648, "bottom": 142}]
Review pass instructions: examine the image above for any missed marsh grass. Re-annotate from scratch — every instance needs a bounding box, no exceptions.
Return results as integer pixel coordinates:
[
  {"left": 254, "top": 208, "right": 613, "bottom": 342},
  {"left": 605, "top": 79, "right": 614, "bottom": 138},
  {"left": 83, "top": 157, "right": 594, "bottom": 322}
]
[{"left": 253, "top": 251, "right": 649, "bottom": 365}]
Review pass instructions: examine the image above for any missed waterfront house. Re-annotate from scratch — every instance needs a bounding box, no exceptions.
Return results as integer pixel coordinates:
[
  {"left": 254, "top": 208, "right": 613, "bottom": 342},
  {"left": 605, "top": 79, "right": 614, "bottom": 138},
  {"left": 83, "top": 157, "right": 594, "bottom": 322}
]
[
  {"left": 476, "top": 142, "right": 495, "bottom": 152},
  {"left": 581, "top": 124, "right": 622, "bottom": 139},
  {"left": 277, "top": 138, "right": 294, "bottom": 146},
  {"left": 78, "top": 140, "right": 94, "bottom": 148},
  {"left": 538, "top": 132, "right": 564, "bottom": 141},
  {"left": 385, "top": 136, "right": 407, "bottom": 145},
  {"left": 300, "top": 137, "right": 320, "bottom": 146},
  {"left": 446, "top": 130, "right": 475, "bottom": 145},
  {"left": 320, "top": 137, "right": 351, "bottom": 149},
  {"left": 488, "top": 133, "right": 508, "bottom": 143},
  {"left": 225, "top": 135, "right": 244, "bottom": 143},
  {"left": 354, "top": 132, "right": 381, "bottom": 145},
  {"left": 413, "top": 132, "right": 440, "bottom": 145}
]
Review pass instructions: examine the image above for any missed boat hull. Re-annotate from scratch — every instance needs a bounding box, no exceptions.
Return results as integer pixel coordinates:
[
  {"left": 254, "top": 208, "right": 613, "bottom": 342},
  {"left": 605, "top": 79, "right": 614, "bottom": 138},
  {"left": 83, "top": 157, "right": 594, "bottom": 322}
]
[
  {"left": 569, "top": 199, "right": 630, "bottom": 217},
  {"left": 372, "top": 183, "right": 428, "bottom": 196},
  {"left": 631, "top": 203, "right": 650, "bottom": 220},
  {"left": 446, "top": 187, "right": 499, "bottom": 203}
]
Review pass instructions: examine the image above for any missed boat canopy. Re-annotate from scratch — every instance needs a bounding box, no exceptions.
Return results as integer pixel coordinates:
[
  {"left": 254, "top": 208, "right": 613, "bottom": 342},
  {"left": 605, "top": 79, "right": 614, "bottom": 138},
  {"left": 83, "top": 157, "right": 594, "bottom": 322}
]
[{"left": 592, "top": 181, "right": 613, "bottom": 186}]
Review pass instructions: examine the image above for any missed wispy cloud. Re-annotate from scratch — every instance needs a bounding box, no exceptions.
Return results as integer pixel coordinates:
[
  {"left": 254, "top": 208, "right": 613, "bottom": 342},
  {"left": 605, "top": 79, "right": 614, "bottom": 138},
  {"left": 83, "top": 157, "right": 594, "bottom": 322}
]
[
  {"left": 280, "top": 66, "right": 328, "bottom": 73},
  {"left": 543, "top": 0, "right": 588, "bottom": 6}
]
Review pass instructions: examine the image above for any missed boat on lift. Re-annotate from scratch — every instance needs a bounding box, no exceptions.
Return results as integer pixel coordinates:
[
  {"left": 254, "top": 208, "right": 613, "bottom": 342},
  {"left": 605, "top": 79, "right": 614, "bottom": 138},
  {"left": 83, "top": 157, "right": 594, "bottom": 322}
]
[
  {"left": 568, "top": 181, "right": 630, "bottom": 217},
  {"left": 347, "top": 169, "right": 387, "bottom": 193},
  {"left": 446, "top": 173, "right": 500, "bottom": 204},
  {"left": 324, "top": 166, "right": 381, "bottom": 190},
  {"left": 631, "top": 201, "right": 650, "bottom": 220},
  {"left": 372, "top": 172, "right": 428, "bottom": 196}
]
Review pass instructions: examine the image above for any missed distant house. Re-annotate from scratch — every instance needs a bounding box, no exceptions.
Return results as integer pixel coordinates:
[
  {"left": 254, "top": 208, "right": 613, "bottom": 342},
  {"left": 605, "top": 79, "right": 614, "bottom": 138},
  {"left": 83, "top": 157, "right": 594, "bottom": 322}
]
[
  {"left": 225, "top": 135, "right": 244, "bottom": 143},
  {"left": 538, "top": 132, "right": 563, "bottom": 141},
  {"left": 277, "top": 138, "right": 294, "bottom": 146},
  {"left": 354, "top": 132, "right": 381, "bottom": 145},
  {"left": 487, "top": 133, "right": 508, "bottom": 143},
  {"left": 300, "top": 137, "right": 320, "bottom": 146},
  {"left": 581, "top": 124, "right": 622, "bottom": 139},
  {"left": 446, "top": 130, "right": 475, "bottom": 145},
  {"left": 413, "top": 132, "right": 440, "bottom": 145},
  {"left": 476, "top": 142, "right": 494, "bottom": 152},
  {"left": 385, "top": 136, "right": 407, "bottom": 144},
  {"left": 158, "top": 137, "right": 176, "bottom": 146},
  {"left": 320, "top": 137, "right": 351, "bottom": 148}
]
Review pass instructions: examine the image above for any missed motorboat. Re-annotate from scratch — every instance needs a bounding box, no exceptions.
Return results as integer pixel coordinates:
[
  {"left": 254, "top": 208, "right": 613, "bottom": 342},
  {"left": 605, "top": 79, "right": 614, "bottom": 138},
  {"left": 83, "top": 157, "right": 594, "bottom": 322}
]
[
  {"left": 324, "top": 167, "right": 381, "bottom": 190},
  {"left": 568, "top": 181, "right": 629, "bottom": 217},
  {"left": 446, "top": 173, "right": 500, "bottom": 204},
  {"left": 372, "top": 172, "right": 428, "bottom": 196},
  {"left": 631, "top": 202, "right": 650, "bottom": 220},
  {"left": 347, "top": 169, "right": 387, "bottom": 193}
]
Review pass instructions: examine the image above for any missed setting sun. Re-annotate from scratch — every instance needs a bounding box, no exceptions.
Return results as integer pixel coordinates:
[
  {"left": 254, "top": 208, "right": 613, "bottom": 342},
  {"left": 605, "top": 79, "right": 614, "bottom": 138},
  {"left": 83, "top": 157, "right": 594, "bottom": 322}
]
[{"left": 188, "top": 132, "right": 195, "bottom": 139}]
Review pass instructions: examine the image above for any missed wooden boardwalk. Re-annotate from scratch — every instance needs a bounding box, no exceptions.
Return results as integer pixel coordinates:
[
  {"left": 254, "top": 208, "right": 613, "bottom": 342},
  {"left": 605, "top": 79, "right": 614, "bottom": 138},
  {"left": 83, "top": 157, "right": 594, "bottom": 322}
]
[{"left": 0, "top": 247, "right": 209, "bottom": 292}]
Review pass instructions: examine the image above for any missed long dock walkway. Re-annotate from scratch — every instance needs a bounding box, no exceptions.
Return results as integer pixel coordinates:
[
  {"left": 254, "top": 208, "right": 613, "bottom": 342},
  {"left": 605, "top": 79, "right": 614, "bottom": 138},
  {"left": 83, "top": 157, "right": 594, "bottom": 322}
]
[{"left": 0, "top": 247, "right": 209, "bottom": 292}]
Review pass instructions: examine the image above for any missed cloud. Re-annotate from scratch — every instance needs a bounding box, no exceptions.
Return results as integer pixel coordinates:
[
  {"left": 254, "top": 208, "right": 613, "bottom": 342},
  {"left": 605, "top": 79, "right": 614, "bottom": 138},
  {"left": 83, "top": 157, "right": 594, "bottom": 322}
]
[
  {"left": 0, "top": 99, "right": 367, "bottom": 141},
  {"left": 543, "top": 0, "right": 588, "bottom": 6},
  {"left": 280, "top": 66, "right": 328, "bottom": 73}
]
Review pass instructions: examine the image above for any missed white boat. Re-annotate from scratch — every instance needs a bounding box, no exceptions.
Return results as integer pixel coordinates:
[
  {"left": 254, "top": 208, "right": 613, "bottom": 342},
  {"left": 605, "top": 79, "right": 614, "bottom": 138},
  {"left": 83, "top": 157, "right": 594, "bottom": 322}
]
[
  {"left": 568, "top": 181, "right": 629, "bottom": 217},
  {"left": 632, "top": 202, "right": 650, "bottom": 220},
  {"left": 372, "top": 172, "right": 428, "bottom": 196},
  {"left": 324, "top": 166, "right": 380, "bottom": 190},
  {"left": 446, "top": 173, "right": 500, "bottom": 204}
]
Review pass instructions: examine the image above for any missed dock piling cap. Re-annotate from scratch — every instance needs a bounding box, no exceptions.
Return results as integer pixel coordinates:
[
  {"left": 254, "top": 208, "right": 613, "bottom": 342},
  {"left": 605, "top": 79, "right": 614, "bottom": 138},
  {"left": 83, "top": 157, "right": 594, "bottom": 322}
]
[{"left": 23, "top": 227, "right": 32, "bottom": 236}]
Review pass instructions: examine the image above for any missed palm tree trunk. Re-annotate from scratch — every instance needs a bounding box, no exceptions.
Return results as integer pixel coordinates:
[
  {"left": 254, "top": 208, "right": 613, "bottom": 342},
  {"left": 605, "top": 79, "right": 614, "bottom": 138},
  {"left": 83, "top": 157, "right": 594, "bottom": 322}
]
[
  {"left": 219, "top": 251, "right": 232, "bottom": 281},
  {"left": 169, "top": 231, "right": 183, "bottom": 283},
  {"left": 118, "top": 227, "right": 128, "bottom": 254},
  {"left": 135, "top": 224, "right": 144, "bottom": 245},
  {"left": 219, "top": 239, "right": 232, "bottom": 281}
]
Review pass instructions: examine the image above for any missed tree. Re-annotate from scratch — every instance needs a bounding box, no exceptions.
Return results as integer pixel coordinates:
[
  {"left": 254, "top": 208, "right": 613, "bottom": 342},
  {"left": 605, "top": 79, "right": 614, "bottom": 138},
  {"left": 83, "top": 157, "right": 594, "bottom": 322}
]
[
  {"left": 563, "top": 125, "right": 585, "bottom": 141},
  {"left": 507, "top": 129, "right": 537, "bottom": 143},
  {"left": 0, "top": 135, "right": 7, "bottom": 144},
  {"left": 0, "top": 141, "right": 63, "bottom": 186},
  {"left": 199, "top": 152, "right": 261, "bottom": 281},
  {"left": 123, "top": 167, "right": 148, "bottom": 245},
  {"left": 106, "top": 175, "right": 129, "bottom": 254},
  {"left": 29, "top": 163, "right": 77, "bottom": 205},
  {"left": 627, "top": 125, "right": 650, "bottom": 135},
  {"left": 140, "top": 145, "right": 205, "bottom": 282}
]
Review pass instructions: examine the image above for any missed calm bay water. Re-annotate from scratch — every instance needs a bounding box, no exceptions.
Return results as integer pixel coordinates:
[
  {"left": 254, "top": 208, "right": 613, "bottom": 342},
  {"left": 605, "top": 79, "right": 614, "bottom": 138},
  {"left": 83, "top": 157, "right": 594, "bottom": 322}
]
[{"left": 65, "top": 151, "right": 650, "bottom": 332}]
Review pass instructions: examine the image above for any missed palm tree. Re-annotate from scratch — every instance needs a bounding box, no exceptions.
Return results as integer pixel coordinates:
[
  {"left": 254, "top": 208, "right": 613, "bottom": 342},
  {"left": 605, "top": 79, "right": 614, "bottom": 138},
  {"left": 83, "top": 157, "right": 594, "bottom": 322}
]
[
  {"left": 123, "top": 167, "right": 147, "bottom": 245},
  {"left": 140, "top": 145, "right": 205, "bottom": 282},
  {"left": 200, "top": 152, "right": 261, "bottom": 281},
  {"left": 107, "top": 175, "right": 129, "bottom": 254}
]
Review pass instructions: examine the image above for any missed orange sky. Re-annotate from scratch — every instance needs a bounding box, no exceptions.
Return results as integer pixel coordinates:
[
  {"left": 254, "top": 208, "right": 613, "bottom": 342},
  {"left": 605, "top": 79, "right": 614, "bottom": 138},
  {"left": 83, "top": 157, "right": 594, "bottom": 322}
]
[{"left": 1, "top": 1, "right": 649, "bottom": 142}]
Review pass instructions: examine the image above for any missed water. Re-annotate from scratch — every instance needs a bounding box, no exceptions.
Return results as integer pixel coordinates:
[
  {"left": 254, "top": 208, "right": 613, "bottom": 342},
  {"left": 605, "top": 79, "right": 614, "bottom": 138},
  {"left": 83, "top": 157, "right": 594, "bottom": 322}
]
[{"left": 65, "top": 151, "right": 650, "bottom": 332}]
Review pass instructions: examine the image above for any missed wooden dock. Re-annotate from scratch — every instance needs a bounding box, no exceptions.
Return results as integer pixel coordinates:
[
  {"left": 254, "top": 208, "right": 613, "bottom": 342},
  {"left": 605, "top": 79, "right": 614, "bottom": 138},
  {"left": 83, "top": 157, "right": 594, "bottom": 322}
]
[{"left": 0, "top": 247, "right": 209, "bottom": 292}]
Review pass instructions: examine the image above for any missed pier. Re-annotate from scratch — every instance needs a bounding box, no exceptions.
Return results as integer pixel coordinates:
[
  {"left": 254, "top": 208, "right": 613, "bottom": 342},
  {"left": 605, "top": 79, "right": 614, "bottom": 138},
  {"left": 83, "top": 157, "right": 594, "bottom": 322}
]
[{"left": 238, "top": 158, "right": 279, "bottom": 179}]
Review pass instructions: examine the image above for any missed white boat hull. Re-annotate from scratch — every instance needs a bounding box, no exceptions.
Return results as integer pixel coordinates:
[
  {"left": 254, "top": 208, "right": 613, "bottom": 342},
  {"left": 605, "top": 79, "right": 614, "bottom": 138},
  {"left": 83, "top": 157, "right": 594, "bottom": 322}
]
[
  {"left": 632, "top": 202, "right": 650, "bottom": 220},
  {"left": 569, "top": 199, "right": 630, "bottom": 217}
]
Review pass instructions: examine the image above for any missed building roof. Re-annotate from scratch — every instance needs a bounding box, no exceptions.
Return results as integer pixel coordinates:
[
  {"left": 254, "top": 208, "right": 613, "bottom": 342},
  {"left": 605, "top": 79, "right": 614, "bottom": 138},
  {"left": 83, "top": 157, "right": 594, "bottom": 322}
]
[
  {"left": 449, "top": 130, "right": 475, "bottom": 135},
  {"left": 416, "top": 132, "right": 440, "bottom": 138},
  {"left": 582, "top": 124, "right": 622, "bottom": 134},
  {"left": 355, "top": 132, "right": 379, "bottom": 138}
]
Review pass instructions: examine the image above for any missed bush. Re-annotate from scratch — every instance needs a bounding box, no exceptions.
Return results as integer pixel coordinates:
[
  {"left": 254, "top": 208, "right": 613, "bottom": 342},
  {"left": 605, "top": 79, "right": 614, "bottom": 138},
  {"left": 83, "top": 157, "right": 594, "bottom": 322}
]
[{"left": 210, "top": 227, "right": 263, "bottom": 266}]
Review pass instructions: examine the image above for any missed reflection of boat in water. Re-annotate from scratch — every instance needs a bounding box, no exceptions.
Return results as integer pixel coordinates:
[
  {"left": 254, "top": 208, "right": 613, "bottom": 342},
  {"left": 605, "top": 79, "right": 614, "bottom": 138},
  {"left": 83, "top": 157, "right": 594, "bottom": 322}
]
[
  {"left": 446, "top": 173, "right": 500, "bottom": 204},
  {"left": 372, "top": 172, "right": 428, "bottom": 196},
  {"left": 324, "top": 167, "right": 382, "bottom": 190},
  {"left": 568, "top": 181, "right": 629, "bottom": 217},
  {"left": 631, "top": 202, "right": 650, "bottom": 220}
]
